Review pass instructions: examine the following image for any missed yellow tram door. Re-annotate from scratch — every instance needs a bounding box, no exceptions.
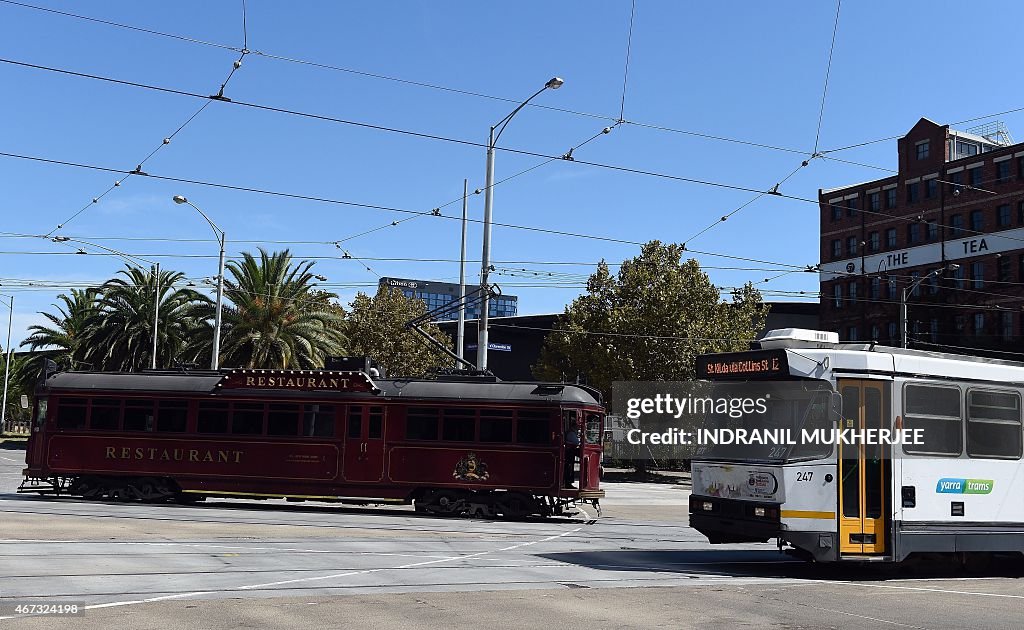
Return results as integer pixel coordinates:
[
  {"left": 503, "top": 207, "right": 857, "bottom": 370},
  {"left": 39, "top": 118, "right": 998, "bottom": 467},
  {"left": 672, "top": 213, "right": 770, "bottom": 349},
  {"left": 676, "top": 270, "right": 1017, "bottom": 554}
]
[{"left": 837, "top": 380, "right": 887, "bottom": 556}]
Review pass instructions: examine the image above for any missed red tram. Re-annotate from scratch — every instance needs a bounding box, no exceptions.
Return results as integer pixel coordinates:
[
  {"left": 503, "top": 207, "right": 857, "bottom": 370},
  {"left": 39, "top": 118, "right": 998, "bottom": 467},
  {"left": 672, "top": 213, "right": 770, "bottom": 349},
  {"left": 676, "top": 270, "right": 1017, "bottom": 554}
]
[{"left": 19, "top": 367, "right": 605, "bottom": 518}]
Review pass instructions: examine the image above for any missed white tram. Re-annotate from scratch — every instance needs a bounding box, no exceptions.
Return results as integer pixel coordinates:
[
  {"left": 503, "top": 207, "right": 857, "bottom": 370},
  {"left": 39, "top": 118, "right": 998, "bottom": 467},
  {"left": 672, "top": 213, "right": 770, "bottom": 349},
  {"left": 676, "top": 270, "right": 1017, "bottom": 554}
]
[{"left": 689, "top": 329, "right": 1024, "bottom": 562}]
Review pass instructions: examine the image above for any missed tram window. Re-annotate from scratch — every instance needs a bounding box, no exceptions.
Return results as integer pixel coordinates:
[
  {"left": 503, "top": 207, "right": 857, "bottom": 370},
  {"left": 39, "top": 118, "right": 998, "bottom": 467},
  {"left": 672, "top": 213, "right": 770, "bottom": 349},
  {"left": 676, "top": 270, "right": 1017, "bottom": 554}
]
[
  {"left": 585, "top": 413, "right": 603, "bottom": 443},
  {"left": 303, "top": 404, "right": 334, "bottom": 437},
  {"left": 903, "top": 384, "right": 962, "bottom": 456},
  {"left": 517, "top": 417, "right": 550, "bottom": 444},
  {"left": 197, "top": 402, "right": 229, "bottom": 434},
  {"left": 442, "top": 408, "right": 475, "bottom": 441},
  {"left": 406, "top": 407, "right": 439, "bottom": 440},
  {"left": 56, "top": 398, "right": 87, "bottom": 429},
  {"left": 156, "top": 400, "right": 188, "bottom": 432},
  {"left": 368, "top": 406, "right": 383, "bottom": 439},
  {"left": 89, "top": 398, "right": 121, "bottom": 430},
  {"left": 480, "top": 415, "right": 514, "bottom": 443},
  {"left": 267, "top": 403, "right": 300, "bottom": 436},
  {"left": 123, "top": 400, "right": 155, "bottom": 432},
  {"left": 348, "top": 406, "right": 363, "bottom": 438},
  {"left": 967, "top": 390, "right": 1022, "bottom": 459},
  {"left": 231, "top": 403, "right": 265, "bottom": 435}
]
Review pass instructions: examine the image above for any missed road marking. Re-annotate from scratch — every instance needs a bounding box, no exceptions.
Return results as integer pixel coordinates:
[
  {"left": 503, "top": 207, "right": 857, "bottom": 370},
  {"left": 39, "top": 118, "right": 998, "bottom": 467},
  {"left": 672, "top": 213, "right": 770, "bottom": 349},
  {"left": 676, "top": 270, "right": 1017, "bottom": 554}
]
[
  {"left": 237, "top": 526, "right": 584, "bottom": 590},
  {"left": 837, "top": 581, "right": 1024, "bottom": 600}
]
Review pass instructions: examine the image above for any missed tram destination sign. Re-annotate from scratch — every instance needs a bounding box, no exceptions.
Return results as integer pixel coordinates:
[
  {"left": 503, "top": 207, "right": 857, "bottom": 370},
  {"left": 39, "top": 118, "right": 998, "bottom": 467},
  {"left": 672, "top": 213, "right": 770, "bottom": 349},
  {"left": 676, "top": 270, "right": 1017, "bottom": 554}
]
[
  {"left": 696, "top": 349, "right": 789, "bottom": 380},
  {"left": 216, "top": 369, "right": 379, "bottom": 393}
]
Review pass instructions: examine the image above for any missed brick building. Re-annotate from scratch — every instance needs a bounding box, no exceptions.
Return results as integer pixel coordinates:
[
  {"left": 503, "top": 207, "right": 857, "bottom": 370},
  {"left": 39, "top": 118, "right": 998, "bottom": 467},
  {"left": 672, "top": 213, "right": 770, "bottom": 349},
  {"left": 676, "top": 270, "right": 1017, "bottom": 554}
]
[{"left": 819, "top": 118, "right": 1024, "bottom": 353}]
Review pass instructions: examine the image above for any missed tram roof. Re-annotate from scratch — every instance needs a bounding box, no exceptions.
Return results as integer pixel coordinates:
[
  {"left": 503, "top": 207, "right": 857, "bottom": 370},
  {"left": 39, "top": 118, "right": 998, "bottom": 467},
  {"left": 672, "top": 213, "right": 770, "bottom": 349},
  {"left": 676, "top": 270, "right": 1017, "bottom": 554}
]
[{"left": 39, "top": 370, "right": 603, "bottom": 406}]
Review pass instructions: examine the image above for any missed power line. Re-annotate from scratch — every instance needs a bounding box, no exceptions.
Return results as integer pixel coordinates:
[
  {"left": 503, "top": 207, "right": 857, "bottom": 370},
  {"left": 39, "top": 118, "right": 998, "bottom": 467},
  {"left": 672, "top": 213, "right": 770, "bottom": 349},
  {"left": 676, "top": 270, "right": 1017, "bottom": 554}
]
[
  {"left": 618, "top": 0, "right": 637, "bottom": 123},
  {"left": 812, "top": 0, "right": 842, "bottom": 155}
]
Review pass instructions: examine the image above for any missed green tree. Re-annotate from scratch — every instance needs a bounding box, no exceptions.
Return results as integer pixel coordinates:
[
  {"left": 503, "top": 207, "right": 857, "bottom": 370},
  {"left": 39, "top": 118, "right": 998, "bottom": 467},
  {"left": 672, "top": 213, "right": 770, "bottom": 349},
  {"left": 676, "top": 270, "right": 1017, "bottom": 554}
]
[
  {"left": 346, "top": 286, "right": 453, "bottom": 377},
  {"left": 200, "top": 249, "right": 347, "bottom": 369},
  {"left": 81, "top": 266, "right": 210, "bottom": 371},
  {"left": 1, "top": 353, "right": 39, "bottom": 428},
  {"left": 21, "top": 288, "right": 100, "bottom": 369},
  {"left": 533, "top": 241, "right": 769, "bottom": 400}
]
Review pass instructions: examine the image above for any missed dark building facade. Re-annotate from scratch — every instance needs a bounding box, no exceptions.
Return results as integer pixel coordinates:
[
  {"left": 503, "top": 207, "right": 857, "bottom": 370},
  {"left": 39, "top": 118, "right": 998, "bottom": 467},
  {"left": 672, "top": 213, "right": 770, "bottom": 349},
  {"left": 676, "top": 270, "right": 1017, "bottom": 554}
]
[
  {"left": 378, "top": 277, "right": 517, "bottom": 321},
  {"left": 819, "top": 118, "right": 1024, "bottom": 352},
  {"left": 437, "top": 303, "right": 819, "bottom": 381}
]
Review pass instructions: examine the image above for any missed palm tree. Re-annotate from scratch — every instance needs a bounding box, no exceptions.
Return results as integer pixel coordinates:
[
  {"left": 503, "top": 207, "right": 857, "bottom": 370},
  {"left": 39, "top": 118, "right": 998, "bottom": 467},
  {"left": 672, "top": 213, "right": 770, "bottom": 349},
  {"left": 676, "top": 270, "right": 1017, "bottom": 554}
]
[
  {"left": 196, "top": 249, "right": 347, "bottom": 369},
  {"left": 81, "top": 266, "right": 210, "bottom": 371},
  {"left": 21, "top": 288, "right": 101, "bottom": 369}
]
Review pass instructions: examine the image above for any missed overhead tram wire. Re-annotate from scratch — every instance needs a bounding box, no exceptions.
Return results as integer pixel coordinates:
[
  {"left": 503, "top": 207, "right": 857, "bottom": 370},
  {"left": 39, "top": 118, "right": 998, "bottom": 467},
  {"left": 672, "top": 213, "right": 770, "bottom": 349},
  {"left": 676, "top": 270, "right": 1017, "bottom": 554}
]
[
  {"left": 40, "top": 32, "right": 251, "bottom": 235},
  {"left": 811, "top": 0, "right": 842, "bottom": 156},
  {"left": 0, "top": 148, "right": 819, "bottom": 268},
  {"left": 617, "top": 0, "right": 637, "bottom": 123},
  {"left": 0, "top": 57, "right": 930, "bottom": 209},
  {"left": 0, "top": 0, "right": 818, "bottom": 158}
]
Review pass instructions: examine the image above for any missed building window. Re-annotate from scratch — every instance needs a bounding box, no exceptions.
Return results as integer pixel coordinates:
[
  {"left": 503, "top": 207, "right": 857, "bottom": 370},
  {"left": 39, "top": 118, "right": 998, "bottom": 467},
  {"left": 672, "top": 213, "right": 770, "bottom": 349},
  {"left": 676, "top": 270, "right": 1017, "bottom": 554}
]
[
  {"left": 927, "top": 269, "right": 939, "bottom": 295},
  {"left": 1019, "top": 254, "right": 1024, "bottom": 282},
  {"left": 868, "top": 192, "right": 880, "bottom": 211},
  {"left": 1019, "top": 201, "right": 1024, "bottom": 225},
  {"left": 887, "top": 321, "right": 898, "bottom": 342},
  {"left": 906, "top": 182, "right": 920, "bottom": 203},
  {"left": 971, "top": 261, "right": 985, "bottom": 288},
  {"left": 1018, "top": 155, "right": 1024, "bottom": 180},
  {"left": 949, "top": 170, "right": 964, "bottom": 194},
  {"left": 970, "top": 209, "right": 984, "bottom": 232},
  {"left": 957, "top": 141, "right": 979, "bottom": 157},
  {"left": 887, "top": 275, "right": 898, "bottom": 299},
  {"left": 970, "top": 166, "right": 983, "bottom": 187},
  {"left": 848, "top": 281, "right": 858, "bottom": 303},
  {"left": 926, "top": 220, "right": 938, "bottom": 241},
  {"left": 974, "top": 313, "right": 985, "bottom": 336},
  {"left": 847, "top": 236, "right": 858, "bottom": 256},
  {"left": 998, "top": 204, "right": 1011, "bottom": 228},
  {"left": 846, "top": 198, "right": 859, "bottom": 217},
  {"left": 916, "top": 140, "right": 930, "bottom": 160},
  {"left": 868, "top": 231, "right": 880, "bottom": 252},
  {"left": 831, "top": 204, "right": 842, "bottom": 221},
  {"left": 1003, "top": 312, "right": 1015, "bottom": 341},
  {"left": 910, "top": 271, "right": 922, "bottom": 297},
  {"left": 925, "top": 178, "right": 937, "bottom": 199},
  {"left": 831, "top": 239, "right": 842, "bottom": 259},
  {"left": 997, "top": 160, "right": 1011, "bottom": 183},
  {"left": 886, "top": 188, "right": 897, "bottom": 209},
  {"left": 950, "top": 214, "right": 964, "bottom": 237},
  {"left": 886, "top": 228, "right": 897, "bottom": 248},
  {"left": 833, "top": 284, "right": 843, "bottom": 309},
  {"left": 907, "top": 223, "right": 922, "bottom": 245},
  {"left": 870, "top": 324, "right": 880, "bottom": 341},
  {"left": 930, "top": 318, "right": 940, "bottom": 343},
  {"left": 999, "top": 255, "right": 1011, "bottom": 282},
  {"left": 847, "top": 326, "right": 858, "bottom": 342},
  {"left": 870, "top": 277, "right": 880, "bottom": 299}
]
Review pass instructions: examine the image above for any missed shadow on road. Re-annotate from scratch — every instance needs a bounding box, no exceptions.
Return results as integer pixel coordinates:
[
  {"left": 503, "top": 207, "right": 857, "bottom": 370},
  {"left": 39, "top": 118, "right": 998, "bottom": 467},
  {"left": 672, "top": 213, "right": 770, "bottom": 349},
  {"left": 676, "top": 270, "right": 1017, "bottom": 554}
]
[{"left": 539, "top": 548, "right": 1024, "bottom": 581}]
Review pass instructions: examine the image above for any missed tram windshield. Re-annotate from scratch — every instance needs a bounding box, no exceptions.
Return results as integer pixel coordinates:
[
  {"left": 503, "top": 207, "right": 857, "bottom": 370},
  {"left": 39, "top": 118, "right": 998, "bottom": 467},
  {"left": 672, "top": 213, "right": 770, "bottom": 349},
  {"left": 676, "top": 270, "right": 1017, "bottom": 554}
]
[{"left": 692, "top": 380, "right": 839, "bottom": 463}]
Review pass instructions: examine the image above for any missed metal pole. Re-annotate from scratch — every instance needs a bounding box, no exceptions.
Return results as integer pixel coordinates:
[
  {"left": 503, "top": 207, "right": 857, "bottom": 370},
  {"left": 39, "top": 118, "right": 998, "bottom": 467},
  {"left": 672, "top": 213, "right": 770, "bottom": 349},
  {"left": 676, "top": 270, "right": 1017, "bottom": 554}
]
[
  {"left": 900, "top": 286, "right": 909, "bottom": 349},
  {"left": 457, "top": 179, "right": 468, "bottom": 361},
  {"left": 212, "top": 232, "right": 226, "bottom": 370},
  {"left": 1, "top": 296, "right": 12, "bottom": 431},
  {"left": 478, "top": 128, "right": 496, "bottom": 371},
  {"left": 152, "top": 263, "right": 160, "bottom": 369}
]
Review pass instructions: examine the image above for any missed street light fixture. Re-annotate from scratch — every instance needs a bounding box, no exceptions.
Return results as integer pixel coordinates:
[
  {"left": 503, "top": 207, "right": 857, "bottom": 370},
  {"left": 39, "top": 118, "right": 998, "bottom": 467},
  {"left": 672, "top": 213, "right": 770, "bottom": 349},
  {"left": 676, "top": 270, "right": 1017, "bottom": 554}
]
[
  {"left": 477, "top": 76, "right": 563, "bottom": 371},
  {"left": 901, "top": 264, "right": 959, "bottom": 348},
  {"left": 173, "top": 195, "right": 227, "bottom": 370}
]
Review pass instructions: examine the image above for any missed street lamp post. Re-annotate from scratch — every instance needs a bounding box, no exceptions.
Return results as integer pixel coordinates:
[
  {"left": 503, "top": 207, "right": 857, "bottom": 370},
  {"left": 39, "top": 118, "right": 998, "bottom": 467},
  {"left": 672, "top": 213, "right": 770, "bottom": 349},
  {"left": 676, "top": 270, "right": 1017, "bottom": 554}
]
[
  {"left": 478, "top": 76, "right": 563, "bottom": 371},
  {"left": 1, "top": 295, "right": 12, "bottom": 433},
  {"left": 901, "top": 264, "right": 958, "bottom": 348},
  {"left": 173, "top": 195, "right": 226, "bottom": 370}
]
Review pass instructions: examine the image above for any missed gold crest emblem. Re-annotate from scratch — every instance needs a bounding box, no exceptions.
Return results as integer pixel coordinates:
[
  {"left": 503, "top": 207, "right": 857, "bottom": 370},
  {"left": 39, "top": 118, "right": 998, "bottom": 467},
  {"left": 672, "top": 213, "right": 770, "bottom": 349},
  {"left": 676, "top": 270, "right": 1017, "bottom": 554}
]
[{"left": 453, "top": 452, "right": 489, "bottom": 481}]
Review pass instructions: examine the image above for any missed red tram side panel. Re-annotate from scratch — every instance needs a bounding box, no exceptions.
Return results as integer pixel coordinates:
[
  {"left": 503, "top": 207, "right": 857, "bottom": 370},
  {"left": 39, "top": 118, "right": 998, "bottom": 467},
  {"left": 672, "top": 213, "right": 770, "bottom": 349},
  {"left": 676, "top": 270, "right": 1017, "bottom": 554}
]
[{"left": 21, "top": 369, "right": 605, "bottom": 518}]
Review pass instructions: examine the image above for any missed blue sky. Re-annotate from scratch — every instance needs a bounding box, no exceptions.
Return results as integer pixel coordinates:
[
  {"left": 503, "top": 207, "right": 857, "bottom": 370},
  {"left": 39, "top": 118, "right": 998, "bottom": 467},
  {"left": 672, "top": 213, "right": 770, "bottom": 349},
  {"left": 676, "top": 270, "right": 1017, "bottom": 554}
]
[{"left": 3, "top": 0, "right": 1024, "bottom": 347}]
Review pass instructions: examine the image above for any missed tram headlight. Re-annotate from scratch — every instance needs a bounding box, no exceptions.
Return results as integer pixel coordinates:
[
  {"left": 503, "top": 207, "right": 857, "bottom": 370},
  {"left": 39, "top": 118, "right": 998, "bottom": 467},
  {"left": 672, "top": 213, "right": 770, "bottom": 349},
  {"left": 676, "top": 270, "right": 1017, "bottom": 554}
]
[
  {"left": 702, "top": 501, "right": 713, "bottom": 511},
  {"left": 753, "top": 506, "right": 766, "bottom": 517}
]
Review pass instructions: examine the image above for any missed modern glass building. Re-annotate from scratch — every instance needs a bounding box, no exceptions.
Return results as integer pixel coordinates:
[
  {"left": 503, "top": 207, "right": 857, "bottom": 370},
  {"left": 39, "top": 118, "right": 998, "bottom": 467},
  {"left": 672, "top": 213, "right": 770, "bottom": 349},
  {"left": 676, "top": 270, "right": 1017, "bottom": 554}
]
[{"left": 378, "top": 277, "right": 518, "bottom": 321}]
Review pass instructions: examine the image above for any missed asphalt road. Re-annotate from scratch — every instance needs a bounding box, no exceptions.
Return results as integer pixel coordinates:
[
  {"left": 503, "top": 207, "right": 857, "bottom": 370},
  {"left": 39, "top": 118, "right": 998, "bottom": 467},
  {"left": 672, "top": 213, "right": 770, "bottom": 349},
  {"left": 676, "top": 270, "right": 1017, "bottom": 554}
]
[{"left": 0, "top": 450, "right": 1022, "bottom": 629}]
